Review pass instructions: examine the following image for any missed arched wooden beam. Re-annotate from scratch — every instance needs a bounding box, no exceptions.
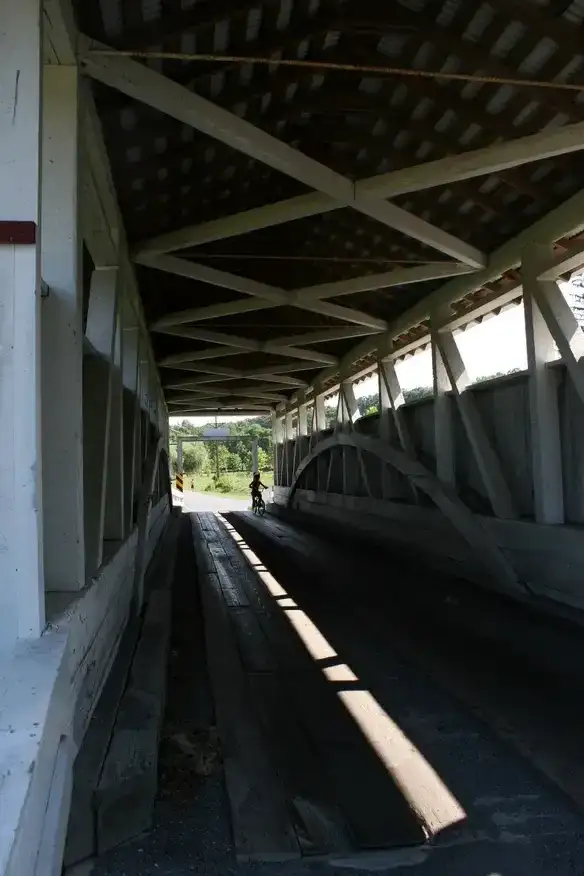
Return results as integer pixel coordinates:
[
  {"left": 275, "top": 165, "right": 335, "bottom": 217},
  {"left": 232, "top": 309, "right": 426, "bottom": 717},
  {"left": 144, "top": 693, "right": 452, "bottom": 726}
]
[{"left": 288, "top": 432, "right": 524, "bottom": 597}]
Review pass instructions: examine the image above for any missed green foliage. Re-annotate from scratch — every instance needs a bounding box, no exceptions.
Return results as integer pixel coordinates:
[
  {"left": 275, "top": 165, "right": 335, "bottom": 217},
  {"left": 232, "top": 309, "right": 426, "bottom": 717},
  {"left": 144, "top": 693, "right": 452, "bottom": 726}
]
[
  {"left": 169, "top": 415, "right": 273, "bottom": 478},
  {"left": 169, "top": 441, "right": 208, "bottom": 474},
  {"left": 205, "top": 474, "right": 235, "bottom": 493}
]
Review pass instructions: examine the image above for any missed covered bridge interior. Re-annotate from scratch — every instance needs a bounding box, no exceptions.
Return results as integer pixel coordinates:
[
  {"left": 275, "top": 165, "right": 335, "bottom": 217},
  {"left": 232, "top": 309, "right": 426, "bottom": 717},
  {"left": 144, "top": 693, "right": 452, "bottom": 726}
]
[{"left": 4, "top": 0, "right": 584, "bottom": 873}]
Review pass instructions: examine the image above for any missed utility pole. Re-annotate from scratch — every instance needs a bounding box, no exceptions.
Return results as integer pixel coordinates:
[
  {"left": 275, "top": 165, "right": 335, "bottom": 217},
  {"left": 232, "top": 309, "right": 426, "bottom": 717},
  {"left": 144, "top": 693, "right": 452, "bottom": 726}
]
[{"left": 214, "top": 414, "right": 219, "bottom": 479}]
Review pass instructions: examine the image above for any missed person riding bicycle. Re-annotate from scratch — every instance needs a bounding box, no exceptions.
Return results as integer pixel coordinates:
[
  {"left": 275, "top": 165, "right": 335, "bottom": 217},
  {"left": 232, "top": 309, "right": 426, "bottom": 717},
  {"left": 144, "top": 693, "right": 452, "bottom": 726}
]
[{"left": 249, "top": 472, "right": 266, "bottom": 507}]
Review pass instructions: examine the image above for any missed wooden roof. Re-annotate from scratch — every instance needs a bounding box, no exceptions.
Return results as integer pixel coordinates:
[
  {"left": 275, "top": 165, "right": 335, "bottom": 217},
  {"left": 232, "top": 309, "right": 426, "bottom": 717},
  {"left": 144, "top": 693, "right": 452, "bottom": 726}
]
[{"left": 74, "top": 0, "right": 584, "bottom": 412}]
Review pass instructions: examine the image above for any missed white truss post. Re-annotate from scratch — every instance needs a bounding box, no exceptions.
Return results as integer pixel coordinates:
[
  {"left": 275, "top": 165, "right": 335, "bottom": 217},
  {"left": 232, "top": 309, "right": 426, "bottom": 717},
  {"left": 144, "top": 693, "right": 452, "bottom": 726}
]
[
  {"left": 338, "top": 380, "right": 357, "bottom": 495},
  {"left": 0, "top": 0, "right": 45, "bottom": 643},
  {"left": 84, "top": 267, "right": 119, "bottom": 573},
  {"left": 122, "top": 326, "right": 140, "bottom": 531},
  {"left": 277, "top": 416, "right": 286, "bottom": 486},
  {"left": 433, "top": 330, "right": 518, "bottom": 519},
  {"left": 271, "top": 412, "right": 280, "bottom": 485},
  {"left": 41, "top": 63, "right": 86, "bottom": 592},
  {"left": 314, "top": 393, "right": 327, "bottom": 436},
  {"left": 104, "top": 308, "right": 125, "bottom": 543},
  {"left": 522, "top": 245, "right": 564, "bottom": 524},
  {"left": 378, "top": 358, "right": 419, "bottom": 502},
  {"left": 298, "top": 400, "right": 308, "bottom": 437},
  {"left": 378, "top": 358, "right": 418, "bottom": 456},
  {"left": 529, "top": 271, "right": 584, "bottom": 406},
  {"left": 431, "top": 319, "right": 456, "bottom": 488},
  {"left": 285, "top": 411, "right": 294, "bottom": 486}
]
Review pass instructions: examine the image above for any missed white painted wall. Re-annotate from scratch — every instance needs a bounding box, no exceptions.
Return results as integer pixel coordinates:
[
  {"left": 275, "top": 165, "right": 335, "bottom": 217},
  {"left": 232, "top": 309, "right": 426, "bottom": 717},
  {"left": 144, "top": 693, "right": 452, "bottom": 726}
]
[{"left": 0, "top": 498, "right": 170, "bottom": 876}]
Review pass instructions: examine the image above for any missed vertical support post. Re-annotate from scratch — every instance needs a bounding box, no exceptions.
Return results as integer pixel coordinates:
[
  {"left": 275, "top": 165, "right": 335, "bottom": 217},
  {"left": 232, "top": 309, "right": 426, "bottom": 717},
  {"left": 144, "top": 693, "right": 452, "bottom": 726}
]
[
  {"left": 314, "top": 394, "right": 327, "bottom": 490},
  {"left": 41, "top": 63, "right": 86, "bottom": 591},
  {"left": 340, "top": 380, "right": 359, "bottom": 495},
  {"left": 177, "top": 438, "right": 184, "bottom": 476},
  {"left": 104, "top": 309, "right": 125, "bottom": 543},
  {"left": 315, "top": 393, "right": 326, "bottom": 435},
  {"left": 122, "top": 326, "right": 140, "bottom": 532},
  {"left": 132, "top": 363, "right": 143, "bottom": 526},
  {"left": 251, "top": 438, "right": 259, "bottom": 473},
  {"left": 378, "top": 362, "right": 392, "bottom": 443},
  {"left": 84, "top": 267, "right": 118, "bottom": 575},
  {"left": 0, "top": 0, "right": 45, "bottom": 642},
  {"left": 378, "top": 358, "right": 419, "bottom": 501},
  {"left": 277, "top": 417, "right": 286, "bottom": 486},
  {"left": 431, "top": 318, "right": 456, "bottom": 486},
  {"left": 298, "top": 401, "right": 308, "bottom": 437},
  {"left": 285, "top": 411, "right": 294, "bottom": 485},
  {"left": 522, "top": 245, "right": 564, "bottom": 524},
  {"left": 293, "top": 395, "right": 308, "bottom": 474},
  {"left": 434, "top": 330, "right": 517, "bottom": 519},
  {"left": 271, "top": 411, "right": 280, "bottom": 485}
]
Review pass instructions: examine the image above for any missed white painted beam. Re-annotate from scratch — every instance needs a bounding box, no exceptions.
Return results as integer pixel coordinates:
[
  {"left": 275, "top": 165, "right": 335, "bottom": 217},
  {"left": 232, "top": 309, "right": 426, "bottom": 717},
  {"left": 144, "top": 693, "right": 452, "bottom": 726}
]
[
  {"left": 298, "top": 402, "right": 308, "bottom": 438},
  {"left": 161, "top": 324, "right": 373, "bottom": 351},
  {"left": 431, "top": 325, "right": 456, "bottom": 487},
  {"left": 378, "top": 358, "right": 419, "bottom": 502},
  {"left": 538, "top": 240, "right": 584, "bottom": 281},
  {"left": 314, "top": 394, "right": 327, "bottom": 433},
  {"left": 43, "top": 0, "right": 77, "bottom": 64},
  {"left": 163, "top": 362, "right": 308, "bottom": 387},
  {"left": 273, "top": 327, "right": 373, "bottom": 346},
  {"left": 78, "top": 83, "right": 167, "bottom": 425},
  {"left": 294, "top": 263, "right": 475, "bottom": 301},
  {"left": 41, "top": 64, "right": 86, "bottom": 593},
  {"left": 171, "top": 387, "right": 288, "bottom": 403},
  {"left": 378, "top": 359, "right": 418, "bottom": 458},
  {"left": 134, "top": 121, "right": 584, "bottom": 259},
  {"left": 84, "top": 268, "right": 119, "bottom": 573},
  {"left": 170, "top": 407, "right": 271, "bottom": 415},
  {"left": 81, "top": 41, "right": 484, "bottom": 266},
  {"left": 360, "top": 121, "right": 584, "bottom": 200},
  {"left": 105, "top": 310, "right": 125, "bottom": 541},
  {"left": 529, "top": 267, "right": 584, "bottom": 407},
  {"left": 159, "top": 328, "right": 339, "bottom": 366},
  {"left": 522, "top": 245, "right": 564, "bottom": 524},
  {"left": 161, "top": 345, "right": 246, "bottom": 363},
  {"left": 146, "top": 254, "right": 389, "bottom": 331},
  {"left": 0, "top": 0, "right": 45, "bottom": 644},
  {"left": 309, "top": 182, "right": 584, "bottom": 398},
  {"left": 433, "top": 329, "right": 518, "bottom": 519},
  {"left": 156, "top": 296, "right": 279, "bottom": 324}
]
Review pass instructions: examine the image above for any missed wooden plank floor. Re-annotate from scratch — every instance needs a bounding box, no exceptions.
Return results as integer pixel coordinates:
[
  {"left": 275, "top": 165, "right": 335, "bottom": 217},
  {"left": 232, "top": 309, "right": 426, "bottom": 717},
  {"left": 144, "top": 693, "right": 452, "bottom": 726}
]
[{"left": 192, "top": 512, "right": 431, "bottom": 861}]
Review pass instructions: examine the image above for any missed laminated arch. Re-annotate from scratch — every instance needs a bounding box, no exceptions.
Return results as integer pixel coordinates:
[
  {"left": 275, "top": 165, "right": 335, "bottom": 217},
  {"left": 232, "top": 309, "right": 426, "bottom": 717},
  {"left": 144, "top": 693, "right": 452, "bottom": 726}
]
[{"left": 288, "top": 431, "right": 522, "bottom": 596}]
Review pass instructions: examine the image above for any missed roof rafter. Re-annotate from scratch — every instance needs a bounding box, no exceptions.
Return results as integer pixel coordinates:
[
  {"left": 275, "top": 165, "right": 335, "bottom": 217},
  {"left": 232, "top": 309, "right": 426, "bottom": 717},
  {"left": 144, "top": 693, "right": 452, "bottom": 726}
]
[
  {"left": 80, "top": 38, "right": 485, "bottom": 267},
  {"left": 294, "top": 184, "right": 584, "bottom": 405},
  {"left": 134, "top": 117, "right": 584, "bottom": 257},
  {"left": 142, "top": 254, "right": 471, "bottom": 332},
  {"left": 159, "top": 327, "right": 341, "bottom": 367}
]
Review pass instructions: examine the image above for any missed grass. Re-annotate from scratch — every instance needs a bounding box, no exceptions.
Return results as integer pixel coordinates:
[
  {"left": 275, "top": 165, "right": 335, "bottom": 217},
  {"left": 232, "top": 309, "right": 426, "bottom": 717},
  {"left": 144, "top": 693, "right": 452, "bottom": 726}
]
[{"left": 176, "top": 470, "right": 274, "bottom": 500}]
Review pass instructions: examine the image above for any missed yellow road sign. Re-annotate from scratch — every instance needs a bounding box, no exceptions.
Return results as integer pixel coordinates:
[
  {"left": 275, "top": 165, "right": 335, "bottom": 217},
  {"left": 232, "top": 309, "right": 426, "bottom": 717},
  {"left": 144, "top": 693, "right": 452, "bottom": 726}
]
[{"left": 176, "top": 473, "right": 184, "bottom": 492}]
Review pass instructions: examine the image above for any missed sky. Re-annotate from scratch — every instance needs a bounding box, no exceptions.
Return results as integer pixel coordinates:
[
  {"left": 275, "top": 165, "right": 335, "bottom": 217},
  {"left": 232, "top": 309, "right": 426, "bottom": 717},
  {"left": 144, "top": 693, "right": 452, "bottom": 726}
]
[{"left": 170, "top": 280, "right": 576, "bottom": 425}]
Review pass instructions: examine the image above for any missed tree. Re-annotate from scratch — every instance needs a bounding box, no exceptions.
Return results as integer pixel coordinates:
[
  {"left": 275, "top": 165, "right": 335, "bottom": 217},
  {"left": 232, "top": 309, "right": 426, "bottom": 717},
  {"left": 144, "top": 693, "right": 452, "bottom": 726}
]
[{"left": 170, "top": 441, "right": 208, "bottom": 474}]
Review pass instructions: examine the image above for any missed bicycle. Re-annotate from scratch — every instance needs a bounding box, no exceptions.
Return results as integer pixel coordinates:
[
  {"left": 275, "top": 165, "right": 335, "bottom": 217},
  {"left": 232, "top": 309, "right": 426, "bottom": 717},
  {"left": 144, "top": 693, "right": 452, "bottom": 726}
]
[{"left": 251, "top": 491, "right": 266, "bottom": 516}]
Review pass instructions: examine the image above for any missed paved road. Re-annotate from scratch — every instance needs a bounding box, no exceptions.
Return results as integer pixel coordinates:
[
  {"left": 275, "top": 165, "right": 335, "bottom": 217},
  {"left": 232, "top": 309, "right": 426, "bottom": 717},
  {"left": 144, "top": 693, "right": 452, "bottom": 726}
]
[{"left": 183, "top": 489, "right": 249, "bottom": 512}]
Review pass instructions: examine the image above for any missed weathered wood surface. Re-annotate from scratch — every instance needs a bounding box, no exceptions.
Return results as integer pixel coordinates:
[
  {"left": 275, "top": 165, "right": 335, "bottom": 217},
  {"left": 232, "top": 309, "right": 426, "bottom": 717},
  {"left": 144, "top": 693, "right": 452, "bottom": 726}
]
[{"left": 192, "top": 512, "right": 428, "bottom": 859}]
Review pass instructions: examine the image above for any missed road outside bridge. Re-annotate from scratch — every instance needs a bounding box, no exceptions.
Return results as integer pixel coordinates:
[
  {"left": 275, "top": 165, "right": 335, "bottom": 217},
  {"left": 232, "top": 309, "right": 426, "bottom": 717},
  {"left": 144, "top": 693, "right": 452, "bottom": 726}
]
[{"left": 182, "top": 488, "right": 250, "bottom": 513}]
